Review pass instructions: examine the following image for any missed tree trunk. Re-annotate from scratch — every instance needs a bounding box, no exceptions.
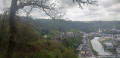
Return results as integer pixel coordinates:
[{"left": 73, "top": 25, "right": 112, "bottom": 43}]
[{"left": 4, "top": 0, "right": 18, "bottom": 58}]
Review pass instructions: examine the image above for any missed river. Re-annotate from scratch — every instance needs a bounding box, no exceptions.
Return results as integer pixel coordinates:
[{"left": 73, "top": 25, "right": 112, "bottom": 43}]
[{"left": 91, "top": 37, "right": 110, "bottom": 55}]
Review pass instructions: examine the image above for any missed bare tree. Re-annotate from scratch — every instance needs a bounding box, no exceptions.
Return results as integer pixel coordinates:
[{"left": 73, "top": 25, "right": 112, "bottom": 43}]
[
  {"left": 73, "top": 0, "right": 98, "bottom": 8},
  {"left": 17, "top": 0, "right": 63, "bottom": 19},
  {"left": 4, "top": 0, "right": 63, "bottom": 58},
  {"left": 23, "top": 6, "right": 34, "bottom": 19}
]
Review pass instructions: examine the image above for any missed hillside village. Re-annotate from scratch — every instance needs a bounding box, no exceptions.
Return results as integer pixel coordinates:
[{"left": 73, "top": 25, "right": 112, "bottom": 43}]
[
  {"left": 96, "top": 28, "right": 120, "bottom": 55},
  {"left": 76, "top": 28, "right": 120, "bottom": 58},
  {"left": 52, "top": 32, "right": 80, "bottom": 41}
]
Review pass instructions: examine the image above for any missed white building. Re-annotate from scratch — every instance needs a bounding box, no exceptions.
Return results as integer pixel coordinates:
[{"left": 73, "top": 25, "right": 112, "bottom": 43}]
[
  {"left": 116, "top": 48, "right": 120, "bottom": 53},
  {"left": 104, "top": 42, "right": 113, "bottom": 49}
]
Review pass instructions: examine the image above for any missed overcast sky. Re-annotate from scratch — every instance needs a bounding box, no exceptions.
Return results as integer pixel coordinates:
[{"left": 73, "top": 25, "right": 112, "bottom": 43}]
[{"left": 0, "top": 0, "right": 120, "bottom": 21}]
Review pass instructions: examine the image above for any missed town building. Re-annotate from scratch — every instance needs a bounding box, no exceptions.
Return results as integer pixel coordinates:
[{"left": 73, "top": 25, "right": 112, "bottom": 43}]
[
  {"left": 104, "top": 42, "right": 113, "bottom": 49},
  {"left": 116, "top": 48, "right": 120, "bottom": 53}
]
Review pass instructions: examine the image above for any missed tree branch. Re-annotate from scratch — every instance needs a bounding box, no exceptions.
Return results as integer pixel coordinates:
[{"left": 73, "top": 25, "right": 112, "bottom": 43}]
[{"left": 16, "top": 1, "right": 52, "bottom": 11}]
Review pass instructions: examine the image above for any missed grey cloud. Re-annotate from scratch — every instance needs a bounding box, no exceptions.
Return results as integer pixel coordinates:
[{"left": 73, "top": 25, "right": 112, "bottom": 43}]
[
  {"left": 60, "top": 0, "right": 76, "bottom": 8},
  {"left": 0, "top": 0, "right": 120, "bottom": 21},
  {"left": 88, "top": 7, "right": 99, "bottom": 11},
  {"left": 100, "top": 0, "right": 120, "bottom": 8},
  {"left": 109, "top": 12, "right": 120, "bottom": 16},
  {"left": 106, "top": 4, "right": 120, "bottom": 13}
]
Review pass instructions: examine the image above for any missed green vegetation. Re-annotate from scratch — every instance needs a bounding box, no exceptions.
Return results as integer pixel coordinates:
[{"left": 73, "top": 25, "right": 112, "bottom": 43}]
[
  {"left": 118, "top": 41, "right": 120, "bottom": 45},
  {"left": 108, "top": 48, "right": 117, "bottom": 54},
  {"left": 20, "top": 17, "right": 97, "bottom": 33},
  {"left": 103, "top": 30, "right": 120, "bottom": 34},
  {"left": 61, "top": 33, "right": 83, "bottom": 53},
  {"left": 0, "top": 16, "right": 78, "bottom": 58},
  {"left": 1, "top": 15, "right": 120, "bottom": 57},
  {"left": 100, "top": 38, "right": 112, "bottom": 43},
  {"left": 0, "top": 40, "right": 78, "bottom": 58},
  {"left": 21, "top": 17, "right": 120, "bottom": 34}
]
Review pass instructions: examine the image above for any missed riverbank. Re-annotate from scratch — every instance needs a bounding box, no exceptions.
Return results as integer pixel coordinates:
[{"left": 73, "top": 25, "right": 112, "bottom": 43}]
[
  {"left": 89, "top": 39, "right": 98, "bottom": 55},
  {"left": 91, "top": 37, "right": 110, "bottom": 55}
]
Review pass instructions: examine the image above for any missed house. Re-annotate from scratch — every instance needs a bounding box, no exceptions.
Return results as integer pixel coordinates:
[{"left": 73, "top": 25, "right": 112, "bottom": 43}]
[
  {"left": 52, "top": 32, "right": 77, "bottom": 41},
  {"left": 104, "top": 42, "right": 113, "bottom": 49},
  {"left": 66, "top": 32, "right": 75, "bottom": 37},
  {"left": 101, "top": 34, "right": 113, "bottom": 38},
  {"left": 116, "top": 48, "right": 120, "bottom": 53},
  {"left": 117, "top": 38, "right": 120, "bottom": 41},
  {"left": 112, "top": 41, "right": 119, "bottom": 48},
  {"left": 115, "top": 35, "right": 120, "bottom": 41}
]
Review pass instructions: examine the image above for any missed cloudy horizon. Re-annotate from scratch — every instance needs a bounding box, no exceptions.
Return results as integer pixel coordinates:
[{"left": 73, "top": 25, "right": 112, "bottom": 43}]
[{"left": 0, "top": 0, "right": 120, "bottom": 21}]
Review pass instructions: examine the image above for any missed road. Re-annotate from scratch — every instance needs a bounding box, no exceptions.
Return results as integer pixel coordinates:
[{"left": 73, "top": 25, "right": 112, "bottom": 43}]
[
  {"left": 77, "top": 34, "right": 94, "bottom": 58},
  {"left": 83, "top": 34, "right": 93, "bottom": 55}
]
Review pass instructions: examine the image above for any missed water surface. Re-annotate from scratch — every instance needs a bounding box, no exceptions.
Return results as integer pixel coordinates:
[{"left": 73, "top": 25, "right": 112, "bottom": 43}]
[{"left": 91, "top": 37, "right": 110, "bottom": 55}]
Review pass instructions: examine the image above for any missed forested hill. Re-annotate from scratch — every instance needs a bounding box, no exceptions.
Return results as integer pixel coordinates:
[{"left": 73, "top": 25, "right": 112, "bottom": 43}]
[{"left": 20, "top": 17, "right": 120, "bottom": 33}]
